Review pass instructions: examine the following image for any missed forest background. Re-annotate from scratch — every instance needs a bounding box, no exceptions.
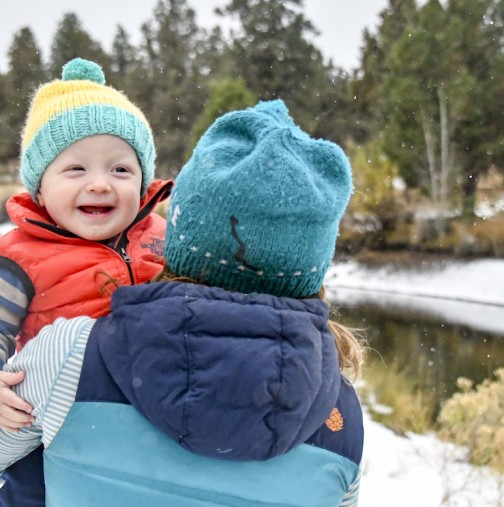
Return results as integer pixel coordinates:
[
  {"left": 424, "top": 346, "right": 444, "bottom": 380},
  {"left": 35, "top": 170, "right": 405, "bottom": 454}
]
[{"left": 0, "top": 0, "right": 503, "bottom": 257}]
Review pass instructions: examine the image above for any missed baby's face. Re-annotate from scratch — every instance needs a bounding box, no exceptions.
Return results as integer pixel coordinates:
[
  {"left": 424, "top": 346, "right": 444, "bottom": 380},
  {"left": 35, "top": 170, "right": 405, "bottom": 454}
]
[{"left": 37, "top": 134, "right": 143, "bottom": 241}]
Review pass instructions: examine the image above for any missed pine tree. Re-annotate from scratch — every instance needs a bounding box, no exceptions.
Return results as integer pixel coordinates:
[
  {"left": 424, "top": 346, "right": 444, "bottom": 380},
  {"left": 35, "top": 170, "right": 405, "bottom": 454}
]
[
  {"left": 136, "top": 0, "right": 208, "bottom": 177},
  {"left": 110, "top": 26, "right": 139, "bottom": 77},
  {"left": 220, "top": 0, "right": 338, "bottom": 136},
  {"left": 1, "top": 27, "right": 46, "bottom": 162},
  {"left": 49, "top": 13, "right": 110, "bottom": 78},
  {"left": 188, "top": 77, "right": 256, "bottom": 151},
  {"left": 382, "top": 0, "right": 504, "bottom": 215},
  {"left": 107, "top": 25, "right": 141, "bottom": 93},
  {"left": 447, "top": 0, "right": 504, "bottom": 216},
  {"left": 353, "top": 0, "right": 418, "bottom": 138}
]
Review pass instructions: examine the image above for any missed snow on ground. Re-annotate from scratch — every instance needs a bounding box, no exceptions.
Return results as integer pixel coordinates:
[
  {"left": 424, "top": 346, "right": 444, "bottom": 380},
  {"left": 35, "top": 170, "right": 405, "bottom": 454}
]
[
  {"left": 477, "top": 196, "right": 504, "bottom": 219},
  {"left": 326, "top": 257, "right": 504, "bottom": 307},
  {"left": 359, "top": 407, "right": 504, "bottom": 507},
  {"left": 325, "top": 257, "right": 504, "bottom": 506},
  {"left": 325, "top": 257, "right": 504, "bottom": 334}
]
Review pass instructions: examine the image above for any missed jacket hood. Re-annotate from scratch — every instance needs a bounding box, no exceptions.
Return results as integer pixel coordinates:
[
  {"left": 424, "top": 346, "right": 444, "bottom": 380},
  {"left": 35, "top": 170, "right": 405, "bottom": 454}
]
[{"left": 94, "top": 281, "right": 341, "bottom": 461}]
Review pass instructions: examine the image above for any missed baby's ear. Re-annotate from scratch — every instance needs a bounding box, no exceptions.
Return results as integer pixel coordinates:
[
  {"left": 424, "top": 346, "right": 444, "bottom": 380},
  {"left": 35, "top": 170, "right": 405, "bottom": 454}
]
[{"left": 36, "top": 191, "right": 45, "bottom": 207}]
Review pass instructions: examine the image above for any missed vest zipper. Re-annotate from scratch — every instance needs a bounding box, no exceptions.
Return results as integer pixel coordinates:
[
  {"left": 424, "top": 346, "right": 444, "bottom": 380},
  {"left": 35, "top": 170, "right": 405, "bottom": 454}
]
[
  {"left": 120, "top": 247, "right": 133, "bottom": 264},
  {"left": 113, "top": 181, "right": 172, "bottom": 285},
  {"left": 116, "top": 236, "right": 135, "bottom": 284}
]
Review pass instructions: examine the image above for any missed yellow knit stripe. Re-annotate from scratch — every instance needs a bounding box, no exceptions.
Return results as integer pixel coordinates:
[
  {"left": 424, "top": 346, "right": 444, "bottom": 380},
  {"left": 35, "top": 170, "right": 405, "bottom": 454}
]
[{"left": 22, "top": 80, "right": 150, "bottom": 149}]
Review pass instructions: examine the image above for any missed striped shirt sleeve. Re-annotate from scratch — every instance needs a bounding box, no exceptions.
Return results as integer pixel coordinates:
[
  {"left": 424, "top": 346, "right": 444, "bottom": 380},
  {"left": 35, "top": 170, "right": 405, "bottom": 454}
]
[
  {"left": 0, "top": 264, "right": 30, "bottom": 367},
  {"left": 0, "top": 316, "right": 95, "bottom": 472},
  {"left": 339, "top": 470, "right": 361, "bottom": 507}
]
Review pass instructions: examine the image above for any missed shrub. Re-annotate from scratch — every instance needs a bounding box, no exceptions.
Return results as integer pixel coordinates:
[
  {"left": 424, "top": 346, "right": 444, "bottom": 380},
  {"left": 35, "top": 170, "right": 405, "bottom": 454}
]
[{"left": 437, "top": 368, "right": 504, "bottom": 472}]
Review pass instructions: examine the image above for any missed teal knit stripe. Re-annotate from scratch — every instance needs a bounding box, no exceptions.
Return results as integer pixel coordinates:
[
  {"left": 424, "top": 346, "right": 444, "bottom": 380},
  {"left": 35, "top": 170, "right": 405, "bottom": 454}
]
[{"left": 21, "top": 104, "right": 155, "bottom": 196}]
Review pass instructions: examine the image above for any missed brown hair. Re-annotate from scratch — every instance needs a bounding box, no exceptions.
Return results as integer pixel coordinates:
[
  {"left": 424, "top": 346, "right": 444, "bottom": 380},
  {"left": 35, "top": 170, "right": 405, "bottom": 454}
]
[
  {"left": 154, "top": 264, "right": 365, "bottom": 379},
  {"left": 319, "top": 285, "right": 365, "bottom": 380}
]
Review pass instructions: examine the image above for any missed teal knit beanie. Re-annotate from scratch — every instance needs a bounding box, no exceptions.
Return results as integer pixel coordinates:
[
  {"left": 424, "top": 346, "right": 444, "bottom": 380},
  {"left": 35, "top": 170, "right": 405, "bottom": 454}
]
[
  {"left": 20, "top": 58, "right": 156, "bottom": 199},
  {"left": 164, "top": 99, "right": 353, "bottom": 298}
]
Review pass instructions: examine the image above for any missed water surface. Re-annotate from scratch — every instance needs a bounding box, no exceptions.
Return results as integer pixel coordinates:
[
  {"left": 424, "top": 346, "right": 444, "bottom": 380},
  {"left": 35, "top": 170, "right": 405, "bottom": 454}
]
[{"left": 330, "top": 296, "right": 504, "bottom": 416}]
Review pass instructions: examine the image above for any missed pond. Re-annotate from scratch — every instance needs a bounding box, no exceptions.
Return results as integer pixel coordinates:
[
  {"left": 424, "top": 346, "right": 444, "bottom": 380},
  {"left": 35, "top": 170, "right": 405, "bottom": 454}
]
[
  {"left": 325, "top": 255, "right": 504, "bottom": 420},
  {"left": 330, "top": 299, "right": 504, "bottom": 417}
]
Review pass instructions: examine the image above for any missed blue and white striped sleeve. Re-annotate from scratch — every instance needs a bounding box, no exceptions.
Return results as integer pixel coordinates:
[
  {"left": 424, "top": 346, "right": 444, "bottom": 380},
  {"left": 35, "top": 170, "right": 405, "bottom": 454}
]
[
  {"left": 0, "top": 316, "right": 95, "bottom": 472},
  {"left": 339, "top": 471, "right": 361, "bottom": 507},
  {"left": 0, "top": 264, "right": 31, "bottom": 367}
]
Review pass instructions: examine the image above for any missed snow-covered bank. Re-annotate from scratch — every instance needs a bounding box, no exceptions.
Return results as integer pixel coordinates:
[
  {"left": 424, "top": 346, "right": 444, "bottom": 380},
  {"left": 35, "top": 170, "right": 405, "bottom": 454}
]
[
  {"left": 325, "top": 258, "right": 504, "bottom": 335},
  {"left": 360, "top": 408, "right": 504, "bottom": 507}
]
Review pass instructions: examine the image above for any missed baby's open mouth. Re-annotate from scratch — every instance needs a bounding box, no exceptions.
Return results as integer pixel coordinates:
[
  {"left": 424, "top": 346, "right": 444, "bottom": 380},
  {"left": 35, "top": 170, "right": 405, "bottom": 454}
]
[{"left": 79, "top": 206, "right": 113, "bottom": 215}]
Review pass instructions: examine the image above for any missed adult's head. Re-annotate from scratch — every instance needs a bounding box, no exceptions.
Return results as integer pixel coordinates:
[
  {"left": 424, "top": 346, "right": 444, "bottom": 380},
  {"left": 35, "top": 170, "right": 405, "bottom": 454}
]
[{"left": 164, "top": 99, "right": 353, "bottom": 298}]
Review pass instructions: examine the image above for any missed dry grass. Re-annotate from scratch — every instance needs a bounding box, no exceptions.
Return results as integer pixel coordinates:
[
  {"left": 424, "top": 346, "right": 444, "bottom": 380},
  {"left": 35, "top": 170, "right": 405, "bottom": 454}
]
[{"left": 359, "top": 358, "right": 435, "bottom": 435}]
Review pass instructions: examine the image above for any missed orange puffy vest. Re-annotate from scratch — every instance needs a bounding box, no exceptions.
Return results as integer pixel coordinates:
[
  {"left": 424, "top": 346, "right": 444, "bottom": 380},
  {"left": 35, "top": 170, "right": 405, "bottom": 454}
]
[{"left": 0, "top": 179, "right": 172, "bottom": 350}]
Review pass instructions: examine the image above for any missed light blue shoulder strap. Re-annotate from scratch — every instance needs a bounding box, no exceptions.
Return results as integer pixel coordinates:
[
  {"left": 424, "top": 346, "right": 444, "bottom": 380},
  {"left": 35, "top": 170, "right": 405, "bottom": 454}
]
[{"left": 45, "top": 402, "right": 360, "bottom": 507}]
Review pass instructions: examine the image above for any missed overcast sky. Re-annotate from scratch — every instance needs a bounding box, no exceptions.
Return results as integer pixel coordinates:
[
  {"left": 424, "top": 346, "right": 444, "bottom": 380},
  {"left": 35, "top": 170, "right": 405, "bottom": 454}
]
[{"left": 0, "top": 0, "right": 391, "bottom": 73}]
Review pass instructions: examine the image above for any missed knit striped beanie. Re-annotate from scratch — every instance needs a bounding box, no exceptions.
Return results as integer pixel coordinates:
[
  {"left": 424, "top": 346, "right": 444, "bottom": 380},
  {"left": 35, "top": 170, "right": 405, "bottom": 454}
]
[
  {"left": 20, "top": 58, "right": 155, "bottom": 199},
  {"left": 164, "top": 99, "right": 353, "bottom": 298}
]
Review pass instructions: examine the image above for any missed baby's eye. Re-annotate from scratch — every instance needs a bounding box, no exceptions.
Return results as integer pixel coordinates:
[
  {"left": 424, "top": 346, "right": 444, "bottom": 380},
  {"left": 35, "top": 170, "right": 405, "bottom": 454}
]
[
  {"left": 113, "top": 166, "right": 129, "bottom": 173},
  {"left": 67, "top": 166, "right": 85, "bottom": 172}
]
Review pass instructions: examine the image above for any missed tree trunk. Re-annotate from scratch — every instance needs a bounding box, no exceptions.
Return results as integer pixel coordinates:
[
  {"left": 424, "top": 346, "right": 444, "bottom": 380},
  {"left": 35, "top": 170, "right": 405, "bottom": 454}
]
[
  {"left": 461, "top": 172, "right": 478, "bottom": 218},
  {"left": 438, "top": 89, "right": 455, "bottom": 210},
  {"left": 422, "top": 113, "right": 439, "bottom": 206}
]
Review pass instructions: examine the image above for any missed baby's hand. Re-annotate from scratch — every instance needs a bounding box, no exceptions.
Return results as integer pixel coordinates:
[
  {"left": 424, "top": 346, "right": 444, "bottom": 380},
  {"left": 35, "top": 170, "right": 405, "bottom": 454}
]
[{"left": 0, "top": 371, "right": 34, "bottom": 432}]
